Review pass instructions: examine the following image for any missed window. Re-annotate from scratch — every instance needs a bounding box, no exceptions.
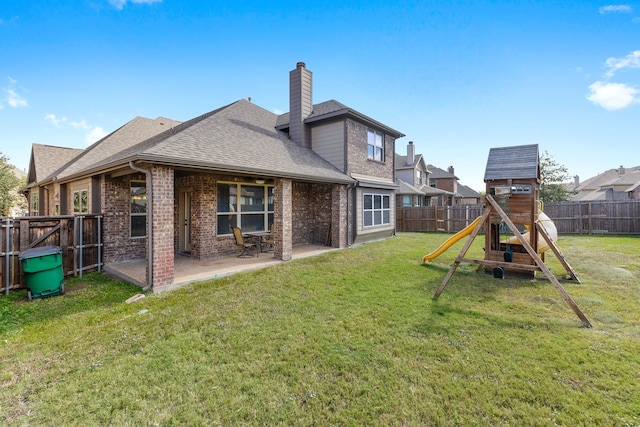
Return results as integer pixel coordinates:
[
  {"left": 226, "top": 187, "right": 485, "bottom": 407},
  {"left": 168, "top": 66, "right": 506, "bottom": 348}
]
[
  {"left": 217, "top": 183, "right": 274, "bottom": 235},
  {"left": 73, "top": 190, "right": 88, "bottom": 214},
  {"left": 416, "top": 170, "right": 423, "bottom": 185},
  {"left": 363, "top": 193, "right": 390, "bottom": 227},
  {"left": 30, "top": 192, "right": 38, "bottom": 216},
  {"left": 629, "top": 190, "right": 636, "bottom": 200},
  {"left": 130, "top": 181, "right": 147, "bottom": 238},
  {"left": 402, "top": 195, "right": 412, "bottom": 207},
  {"left": 367, "top": 129, "right": 384, "bottom": 161}
]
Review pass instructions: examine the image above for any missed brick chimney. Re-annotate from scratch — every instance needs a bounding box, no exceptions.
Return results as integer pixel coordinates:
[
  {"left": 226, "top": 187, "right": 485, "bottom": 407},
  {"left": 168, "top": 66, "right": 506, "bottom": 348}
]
[
  {"left": 447, "top": 166, "right": 455, "bottom": 175},
  {"left": 407, "top": 141, "right": 415, "bottom": 165},
  {"left": 289, "top": 62, "right": 313, "bottom": 149}
]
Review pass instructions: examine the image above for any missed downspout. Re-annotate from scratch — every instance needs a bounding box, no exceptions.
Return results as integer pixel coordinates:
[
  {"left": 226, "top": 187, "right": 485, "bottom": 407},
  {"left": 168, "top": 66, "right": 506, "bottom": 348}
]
[
  {"left": 129, "top": 161, "right": 153, "bottom": 291},
  {"left": 347, "top": 182, "right": 357, "bottom": 246}
]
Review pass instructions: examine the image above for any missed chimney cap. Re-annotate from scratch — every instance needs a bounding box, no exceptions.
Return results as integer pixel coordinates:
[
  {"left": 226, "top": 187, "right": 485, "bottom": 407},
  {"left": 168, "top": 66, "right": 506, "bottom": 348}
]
[{"left": 296, "top": 61, "right": 306, "bottom": 68}]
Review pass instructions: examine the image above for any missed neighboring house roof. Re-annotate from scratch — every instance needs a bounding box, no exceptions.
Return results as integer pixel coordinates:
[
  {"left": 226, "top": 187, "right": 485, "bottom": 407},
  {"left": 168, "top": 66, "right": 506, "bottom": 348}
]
[
  {"left": 395, "top": 153, "right": 428, "bottom": 171},
  {"left": 54, "top": 116, "right": 182, "bottom": 181},
  {"left": 457, "top": 184, "right": 481, "bottom": 198},
  {"left": 484, "top": 144, "right": 539, "bottom": 181},
  {"left": 424, "top": 186, "right": 455, "bottom": 196},
  {"left": 71, "top": 99, "right": 354, "bottom": 185},
  {"left": 573, "top": 165, "right": 640, "bottom": 201},
  {"left": 395, "top": 179, "right": 423, "bottom": 195},
  {"left": 27, "top": 144, "right": 84, "bottom": 185},
  {"left": 426, "top": 164, "right": 458, "bottom": 180},
  {"left": 276, "top": 99, "right": 404, "bottom": 138}
]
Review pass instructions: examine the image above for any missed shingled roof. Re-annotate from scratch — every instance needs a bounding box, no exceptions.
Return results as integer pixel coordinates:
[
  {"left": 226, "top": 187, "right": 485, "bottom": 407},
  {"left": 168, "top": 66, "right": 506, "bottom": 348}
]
[
  {"left": 484, "top": 144, "right": 539, "bottom": 181},
  {"left": 27, "top": 144, "right": 84, "bottom": 185},
  {"left": 276, "top": 99, "right": 404, "bottom": 138},
  {"left": 54, "top": 116, "right": 181, "bottom": 181},
  {"left": 77, "top": 99, "right": 354, "bottom": 185}
]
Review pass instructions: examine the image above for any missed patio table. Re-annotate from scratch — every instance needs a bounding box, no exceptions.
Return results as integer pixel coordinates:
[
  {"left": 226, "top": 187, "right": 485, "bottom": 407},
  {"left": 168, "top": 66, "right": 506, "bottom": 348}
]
[{"left": 244, "top": 231, "right": 272, "bottom": 254}]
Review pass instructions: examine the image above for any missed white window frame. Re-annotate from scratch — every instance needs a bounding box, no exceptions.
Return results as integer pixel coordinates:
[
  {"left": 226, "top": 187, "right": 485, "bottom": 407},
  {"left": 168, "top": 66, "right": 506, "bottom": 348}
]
[
  {"left": 367, "top": 129, "right": 384, "bottom": 162},
  {"left": 30, "top": 192, "right": 39, "bottom": 216},
  {"left": 216, "top": 182, "right": 274, "bottom": 235},
  {"left": 72, "top": 189, "right": 89, "bottom": 214},
  {"left": 130, "top": 180, "right": 147, "bottom": 238},
  {"left": 363, "top": 193, "right": 391, "bottom": 227}
]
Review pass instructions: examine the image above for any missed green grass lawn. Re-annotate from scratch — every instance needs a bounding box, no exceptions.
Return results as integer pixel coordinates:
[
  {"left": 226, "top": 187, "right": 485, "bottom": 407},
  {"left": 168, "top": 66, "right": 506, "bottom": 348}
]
[{"left": 1, "top": 233, "right": 639, "bottom": 426}]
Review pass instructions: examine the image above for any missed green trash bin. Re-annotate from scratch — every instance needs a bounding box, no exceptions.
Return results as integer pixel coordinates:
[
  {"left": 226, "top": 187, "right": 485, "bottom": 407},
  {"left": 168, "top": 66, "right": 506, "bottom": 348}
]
[{"left": 19, "top": 246, "right": 65, "bottom": 302}]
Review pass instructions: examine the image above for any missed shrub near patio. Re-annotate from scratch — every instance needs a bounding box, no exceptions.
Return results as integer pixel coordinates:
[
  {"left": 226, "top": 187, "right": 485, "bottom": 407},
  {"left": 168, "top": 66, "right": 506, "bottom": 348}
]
[{"left": 1, "top": 233, "right": 639, "bottom": 426}]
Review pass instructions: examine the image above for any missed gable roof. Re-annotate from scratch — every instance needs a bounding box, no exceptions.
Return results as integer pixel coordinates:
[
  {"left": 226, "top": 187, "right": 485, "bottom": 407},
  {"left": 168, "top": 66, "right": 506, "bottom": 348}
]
[
  {"left": 395, "top": 152, "right": 428, "bottom": 171},
  {"left": 54, "top": 116, "right": 181, "bottom": 181},
  {"left": 71, "top": 99, "right": 354, "bottom": 185},
  {"left": 276, "top": 99, "right": 404, "bottom": 138},
  {"left": 426, "top": 164, "right": 458, "bottom": 180},
  {"left": 27, "top": 144, "right": 84, "bottom": 185},
  {"left": 572, "top": 165, "right": 640, "bottom": 200},
  {"left": 457, "top": 184, "right": 481, "bottom": 198},
  {"left": 484, "top": 144, "right": 539, "bottom": 181},
  {"left": 395, "top": 179, "right": 424, "bottom": 195}
]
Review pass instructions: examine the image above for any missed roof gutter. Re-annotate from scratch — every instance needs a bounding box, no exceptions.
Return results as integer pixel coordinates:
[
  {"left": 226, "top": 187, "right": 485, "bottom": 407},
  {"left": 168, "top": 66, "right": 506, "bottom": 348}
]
[{"left": 129, "top": 161, "right": 153, "bottom": 291}]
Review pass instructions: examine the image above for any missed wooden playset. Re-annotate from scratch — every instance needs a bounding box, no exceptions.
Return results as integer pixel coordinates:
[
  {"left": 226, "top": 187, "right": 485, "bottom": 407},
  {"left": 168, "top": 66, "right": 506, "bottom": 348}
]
[{"left": 429, "top": 144, "right": 591, "bottom": 327}]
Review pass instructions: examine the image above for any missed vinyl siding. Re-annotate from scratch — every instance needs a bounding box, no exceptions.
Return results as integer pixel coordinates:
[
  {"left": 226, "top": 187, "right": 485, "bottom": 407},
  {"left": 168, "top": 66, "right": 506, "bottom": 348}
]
[{"left": 311, "top": 122, "right": 345, "bottom": 172}]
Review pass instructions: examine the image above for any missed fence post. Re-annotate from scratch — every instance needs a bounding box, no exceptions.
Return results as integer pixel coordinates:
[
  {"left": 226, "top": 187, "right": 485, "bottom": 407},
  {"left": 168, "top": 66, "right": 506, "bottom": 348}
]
[{"left": 4, "top": 218, "right": 10, "bottom": 295}]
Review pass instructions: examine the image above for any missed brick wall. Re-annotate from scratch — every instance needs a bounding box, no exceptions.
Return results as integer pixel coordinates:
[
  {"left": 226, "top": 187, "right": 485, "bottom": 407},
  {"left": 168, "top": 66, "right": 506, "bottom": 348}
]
[
  {"left": 101, "top": 174, "right": 146, "bottom": 264},
  {"left": 274, "top": 178, "right": 292, "bottom": 260},
  {"left": 345, "top": 119, "right": 395, "bottom": 180},
  {"left": 151, "top": 165, "right": 174, "bottom": 288},
  {"left": 331, "top": 184, "right": 348, "bottom": 248},
  {"left": 292, "top": 182, "right": 333, "bottom": 245}
]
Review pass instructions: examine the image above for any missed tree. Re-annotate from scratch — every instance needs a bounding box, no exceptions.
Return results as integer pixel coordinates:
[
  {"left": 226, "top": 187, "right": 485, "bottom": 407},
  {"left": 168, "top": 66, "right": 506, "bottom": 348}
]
[
  {"left": 0, "top": 153, "right": 25, "bottom": 216},
  {"left": 539, "top": 150, "right": 571, "bottom": 202}
]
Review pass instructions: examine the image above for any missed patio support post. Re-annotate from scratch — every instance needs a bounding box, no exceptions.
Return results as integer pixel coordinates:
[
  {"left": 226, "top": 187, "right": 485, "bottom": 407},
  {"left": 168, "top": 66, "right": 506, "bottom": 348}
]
[
  {"left": 150, "top": 165, "right": 175, "bottom": 290},
  {"left": 274, "top": 178, "right": 292, "bottom": 261},
  {"left": 331, "top": 184, "right": 348, "bottom": 248}
]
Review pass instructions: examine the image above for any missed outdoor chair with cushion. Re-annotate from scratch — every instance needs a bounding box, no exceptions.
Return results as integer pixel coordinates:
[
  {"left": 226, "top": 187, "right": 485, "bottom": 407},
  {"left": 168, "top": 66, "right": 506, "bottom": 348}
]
[
  {"left": 231, "top": 227, "right": 257, "bottom": 258},
  {"left": 262, "top": 225, "right": 275, "bottom": 252}
]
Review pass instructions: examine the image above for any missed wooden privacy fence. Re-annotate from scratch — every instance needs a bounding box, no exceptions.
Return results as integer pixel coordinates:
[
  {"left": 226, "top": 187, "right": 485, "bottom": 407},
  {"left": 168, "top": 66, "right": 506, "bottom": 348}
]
[
  {"left": 396, "top": 205, "right": 485, "bottom": 233},
  {"left": 396, "top": 201, "right": 640, "bottom": 235},
  {"left": 1, "top": 215, "right": 103, "bottom": 295},
  {"left": 543, "top": 201, "right": 640, "bottom": 235}
]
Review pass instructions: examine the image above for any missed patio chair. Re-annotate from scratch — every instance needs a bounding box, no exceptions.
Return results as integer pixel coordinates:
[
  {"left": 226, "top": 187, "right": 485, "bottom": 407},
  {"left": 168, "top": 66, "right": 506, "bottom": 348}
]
[
  {"left": 231, "top": 227, "right": 257, "bottom": 258},
  {"left": 262, "top": 225, "right": 275, "bottom": 252}
]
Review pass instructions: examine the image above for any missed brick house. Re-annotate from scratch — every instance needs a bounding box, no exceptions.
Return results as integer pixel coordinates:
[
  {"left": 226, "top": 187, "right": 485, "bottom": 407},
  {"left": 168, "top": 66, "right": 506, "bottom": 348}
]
[{"left": 25, "top": 62, "right": 404, "bottom": 291}]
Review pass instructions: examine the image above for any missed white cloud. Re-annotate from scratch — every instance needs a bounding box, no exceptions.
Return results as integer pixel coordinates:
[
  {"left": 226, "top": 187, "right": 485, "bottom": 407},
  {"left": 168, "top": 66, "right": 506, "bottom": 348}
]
[
  {"left": 45, "top": 113, "right": 68, "bottom": 127},
  {"left": 86, "top": 126, "right": 108, "bottom": 144},
  {"left": 109, "top": 0, "right": 162, "bottom": 10},
  {"left": 3, "top": 77, "right": 28, "bottom": 108},
  {"left": 45, "top": 113, "right": 107, "bottom": 143},
  {"left": 70, "top": 119, "right": 91, "bottom": 129},
  {"left": 599, "top": 4, "right": 632, "bottom": 14},
  {"left": 604, "top": 50, "right": 640, "bottom": 78},
  {"left": 586, "top": 81, "right": 639, "bottom": 110}
]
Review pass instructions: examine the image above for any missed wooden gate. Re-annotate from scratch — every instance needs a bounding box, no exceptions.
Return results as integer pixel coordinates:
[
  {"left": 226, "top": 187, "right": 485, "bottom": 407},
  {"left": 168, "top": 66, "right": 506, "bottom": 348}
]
[{"left": 1, "top": 215, "right": 103, "bottom": 295}]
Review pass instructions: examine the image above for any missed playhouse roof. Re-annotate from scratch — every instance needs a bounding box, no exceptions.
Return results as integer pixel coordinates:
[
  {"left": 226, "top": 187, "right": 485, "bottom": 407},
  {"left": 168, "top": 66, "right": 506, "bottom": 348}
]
[{"left": 484, "top": 144, "right": 539, "bottom": 181}]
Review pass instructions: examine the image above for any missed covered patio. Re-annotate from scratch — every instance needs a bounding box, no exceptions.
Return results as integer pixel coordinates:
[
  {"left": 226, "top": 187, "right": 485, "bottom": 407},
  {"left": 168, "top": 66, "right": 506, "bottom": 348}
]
[{"left": 104, "top": 244, "right": 337, "bottom": 293}]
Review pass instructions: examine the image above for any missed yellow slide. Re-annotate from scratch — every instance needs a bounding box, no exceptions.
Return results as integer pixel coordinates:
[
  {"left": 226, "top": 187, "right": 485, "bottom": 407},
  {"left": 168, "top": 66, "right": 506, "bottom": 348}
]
[{"left": 423, "top": 216, "right": 482, "bottom": 263}]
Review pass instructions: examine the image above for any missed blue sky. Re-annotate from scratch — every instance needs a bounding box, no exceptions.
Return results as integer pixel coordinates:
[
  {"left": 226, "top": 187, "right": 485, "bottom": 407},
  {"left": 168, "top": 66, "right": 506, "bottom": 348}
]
[{"left": 1, "top": 0, "right": 639, "bottom": 191}]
